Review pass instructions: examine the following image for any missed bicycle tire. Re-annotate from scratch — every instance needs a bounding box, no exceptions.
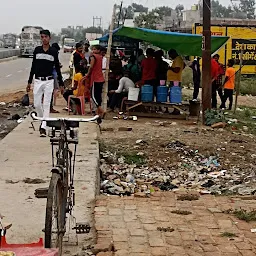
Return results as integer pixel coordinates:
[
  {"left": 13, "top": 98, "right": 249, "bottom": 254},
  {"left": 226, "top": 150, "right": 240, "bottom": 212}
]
[{"left": 45, "top": 173, "right": 65, "bottom": 253}]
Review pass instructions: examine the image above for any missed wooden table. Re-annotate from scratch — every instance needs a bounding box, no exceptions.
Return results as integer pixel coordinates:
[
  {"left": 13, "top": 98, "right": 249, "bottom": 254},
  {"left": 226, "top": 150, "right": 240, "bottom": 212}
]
[{"left": 123, "top": 100, "right": 191, "bottom": 120}]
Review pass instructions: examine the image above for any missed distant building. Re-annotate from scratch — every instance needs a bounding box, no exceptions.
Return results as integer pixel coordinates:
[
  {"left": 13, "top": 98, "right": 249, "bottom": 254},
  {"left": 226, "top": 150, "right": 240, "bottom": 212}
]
[
  {"left": 182, "top": 7, "right": 200, "bottom": 28},
  {"left": 156, "top": 6, "right": 200, "bottom": 32},
  {"left": 124, "top": 19, "right": 135, "bottom": 28},
  {"left": 156, "top": 11, "right": 178, "bottom": 30}
]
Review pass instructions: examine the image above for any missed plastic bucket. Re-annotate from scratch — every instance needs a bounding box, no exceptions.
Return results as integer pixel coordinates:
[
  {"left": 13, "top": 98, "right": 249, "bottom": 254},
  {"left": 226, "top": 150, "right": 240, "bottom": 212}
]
[
  {"left": 170, "top": 86, "right": 182, "bottom": 103},
  {"left": 160, "top": 80, "right": 166, "bottom": 86},
  {"left": 157, "top": 86, "right": 168, "bottom": 103},
  {"left": 128, "top": 87, "right": 140, "bottom": 101},
  {"left": 141, "top": 85, "right": 153, "bottom": 102}
]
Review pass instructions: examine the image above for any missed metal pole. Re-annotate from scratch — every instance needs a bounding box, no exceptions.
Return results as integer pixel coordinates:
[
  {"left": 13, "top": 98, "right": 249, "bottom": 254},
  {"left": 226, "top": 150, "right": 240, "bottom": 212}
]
[
  {"left": 102, "top": 5, "right": 116, "bottom": 112},
  {"left": 233, "top": 44, "right": 244, "bottom": 113},
  {"left": 117, "top": 1, "right": 123, "bottom": 27},
  {"left": 201, "top": 0, "right": 212, "bottom": 124}
]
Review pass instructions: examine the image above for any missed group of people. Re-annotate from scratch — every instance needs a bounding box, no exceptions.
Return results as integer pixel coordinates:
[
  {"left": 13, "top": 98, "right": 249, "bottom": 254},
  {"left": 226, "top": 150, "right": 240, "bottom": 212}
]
[
  {"left": 26, "top": 30, "right": 106, "bottom": 137},
  {"left": 191, "top": 54, "right": 236, "bottom": 110},
  {"left": 64, "top": 42, "right": 105, "bottom": 117},
  {"left": 27, "top": 29, "right": 236, "bottom": 137},
  {"left": 106, "top": 47, "right": 186, "bottom": 111}
]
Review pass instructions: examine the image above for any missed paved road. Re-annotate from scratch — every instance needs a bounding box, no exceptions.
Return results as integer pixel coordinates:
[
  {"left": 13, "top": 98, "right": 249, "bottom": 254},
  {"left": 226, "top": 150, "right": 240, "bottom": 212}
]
[{"left": 0, "top": 51, "right": 71, "bottom": 93}]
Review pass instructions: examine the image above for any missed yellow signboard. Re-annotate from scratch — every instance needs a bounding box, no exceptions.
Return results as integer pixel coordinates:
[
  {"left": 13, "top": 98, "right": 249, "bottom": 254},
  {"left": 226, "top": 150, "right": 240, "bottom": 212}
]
[
  {"left": 192, "top": 24, "right": 256, "bottom": 74},
  {"left": 0, "top": 252, "right": 16, "bottom": 256}
]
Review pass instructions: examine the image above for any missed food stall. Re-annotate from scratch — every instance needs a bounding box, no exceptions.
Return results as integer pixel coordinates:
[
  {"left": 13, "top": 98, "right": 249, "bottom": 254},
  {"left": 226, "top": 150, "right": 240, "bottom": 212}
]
[{"left": 98, "top": 26, "right": 229, "bottom": 119}]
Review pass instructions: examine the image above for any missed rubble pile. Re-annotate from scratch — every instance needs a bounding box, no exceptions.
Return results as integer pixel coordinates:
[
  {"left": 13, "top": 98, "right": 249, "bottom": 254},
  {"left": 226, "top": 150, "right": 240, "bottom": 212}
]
[
  {"left": 100, "top": 140, "right": 256, "bottom": 196},
  {"left": 0, "top": 103, "right": 30, "bottom": 139}
]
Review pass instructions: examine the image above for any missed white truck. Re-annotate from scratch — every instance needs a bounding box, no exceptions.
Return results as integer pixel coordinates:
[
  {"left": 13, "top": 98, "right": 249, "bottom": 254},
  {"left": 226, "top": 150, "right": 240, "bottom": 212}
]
[
  {"left": 63, "top": 38, "right": 75, "bottom": 53},
  {"left": 20, "top": 26, "right": 43, "bottom": 56}
]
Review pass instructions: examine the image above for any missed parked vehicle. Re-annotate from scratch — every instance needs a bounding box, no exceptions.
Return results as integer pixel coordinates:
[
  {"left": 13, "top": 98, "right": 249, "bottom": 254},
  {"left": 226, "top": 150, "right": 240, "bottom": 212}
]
[
  {"left": 63, "top": 38, "right": 75, "bottom": 53},
  {"left": 3, "top": 34, "right": 16, "bottom": 49},
  {"left": 20, "top": 26, "right": 43, "bottom": 57}
]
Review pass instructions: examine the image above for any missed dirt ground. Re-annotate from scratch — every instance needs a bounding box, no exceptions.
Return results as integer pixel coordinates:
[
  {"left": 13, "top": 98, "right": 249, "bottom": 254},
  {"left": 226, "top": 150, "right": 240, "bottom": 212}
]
[
  {"left": 99, "top": 109, "right": 256, "bottom": 196},
  {"left": 183, "top": 88, "right": 256, "bottom": 108},
  {"left": 0, "top": 90, "right": 32, "bottom": 140},
  {"left": 1, "top": 89, "right": 256, "bottom": 174},
  {"left": 101, "top": 115, "right": 256, "bottom": 165},
  {"left": 97, "top": 115, "right": 256, "bottom": 255}
]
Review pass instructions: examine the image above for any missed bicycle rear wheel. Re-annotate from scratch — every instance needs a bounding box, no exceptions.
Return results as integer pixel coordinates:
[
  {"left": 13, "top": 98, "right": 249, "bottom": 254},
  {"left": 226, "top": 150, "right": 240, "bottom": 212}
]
[{"left": 45, "top": 173, "right": 65, "bottom": 253}]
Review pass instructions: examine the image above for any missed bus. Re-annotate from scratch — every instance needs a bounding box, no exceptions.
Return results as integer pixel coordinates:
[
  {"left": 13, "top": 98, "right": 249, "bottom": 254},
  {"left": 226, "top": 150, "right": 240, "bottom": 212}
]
[
  {"left": 63, "top": 38, "right": 75, "bottom": 53},
  {"left": 20, "top": 26, "right": 43, "bottom": 57},
  {"left": 3, "top": 34, "right": 16, "bottom": 48}
]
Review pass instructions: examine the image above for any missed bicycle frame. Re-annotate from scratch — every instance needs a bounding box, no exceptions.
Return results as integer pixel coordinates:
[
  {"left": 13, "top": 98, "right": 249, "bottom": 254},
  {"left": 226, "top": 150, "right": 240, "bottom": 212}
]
[
  {"left": 49, "top": 120, "right": 78, "bottom": 216},
  {"left": 30, "top": 112, "right": 99, "bottom": 248}
]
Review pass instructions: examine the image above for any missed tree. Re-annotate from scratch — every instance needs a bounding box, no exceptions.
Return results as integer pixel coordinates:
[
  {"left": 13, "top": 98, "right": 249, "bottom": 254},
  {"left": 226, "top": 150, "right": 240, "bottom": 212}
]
[
  {"left": 131, "top": 3, "right": 148, "bottom": 13},
  {"left": 134, "top": 5, "right": 178, "bottom": 29},
  {"left": 51, "top": 33, "right": 61, "bottom": 44},
  {"left": 199, "top": 0, "right": 234, "bottom": 18},
  {"left": 115, "top": 4, "right": 133, "bottom": 24},
  {"left": 175, "top": 4, "right": 184, "bottom": 18},
  {"left": 122, "top": 5, "right": 134, "bottom": 19},
  {"left": 154, "top": 6, "right": 173, "bottom": 17},
  {"left": 211, "top": 0, "right": 233, "bottom": 18},
  {"left": 61, "top": 28, "right": 74, "bottom": 39},
  {"left": 239, "top": 0, "right": 255, "bottom": 18},
  {"left": 61, "top": 26, "right": 104, "bottom": 42},
  {"left": 134, "top": 11, "right": 162, "bottom": 29},
  {"left": 115, "top": 2, "right": 148, "bottom": 23},
  {"left": 83, "top": 26, "right": 103, "bottom": 34}
]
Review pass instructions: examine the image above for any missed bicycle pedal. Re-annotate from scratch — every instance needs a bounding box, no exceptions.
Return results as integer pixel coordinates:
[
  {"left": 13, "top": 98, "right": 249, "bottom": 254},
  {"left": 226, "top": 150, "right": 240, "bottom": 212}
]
[
  {"left": 72, "top": 222, "right": 90, "bottom": 234},
  {"left": 34, "top": 187, "right": 48, "bottom": 198}
]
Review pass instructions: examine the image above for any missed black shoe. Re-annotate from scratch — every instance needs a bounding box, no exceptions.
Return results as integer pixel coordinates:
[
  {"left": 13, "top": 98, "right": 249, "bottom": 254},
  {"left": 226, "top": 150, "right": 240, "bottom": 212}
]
[{"left": 40, "top": 128, "right": 47, "bottom": 137}]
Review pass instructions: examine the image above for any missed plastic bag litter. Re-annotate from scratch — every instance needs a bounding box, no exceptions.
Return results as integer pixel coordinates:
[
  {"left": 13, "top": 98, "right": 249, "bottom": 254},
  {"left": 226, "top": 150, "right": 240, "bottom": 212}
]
[{"left": 21, "top": 94, "right": 29, "bottom": 106}]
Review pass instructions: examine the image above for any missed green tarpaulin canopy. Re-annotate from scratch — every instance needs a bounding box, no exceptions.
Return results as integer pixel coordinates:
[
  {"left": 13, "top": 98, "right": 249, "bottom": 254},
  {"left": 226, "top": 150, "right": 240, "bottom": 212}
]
[{"left": 98, "top": 26, "right": 229, "bottom": 56}]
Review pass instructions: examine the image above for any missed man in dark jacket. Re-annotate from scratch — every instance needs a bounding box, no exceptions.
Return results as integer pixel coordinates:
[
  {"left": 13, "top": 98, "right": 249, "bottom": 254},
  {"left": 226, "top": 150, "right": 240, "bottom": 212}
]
[
  {"left": 26, "top": 30, "right": 64, "bottom": 137},
  {"left": 73, "top": 43, "right": 85, "bottom": 72},
  {"left": 190, "top": 57, "right": 201, "bottom": 101}
]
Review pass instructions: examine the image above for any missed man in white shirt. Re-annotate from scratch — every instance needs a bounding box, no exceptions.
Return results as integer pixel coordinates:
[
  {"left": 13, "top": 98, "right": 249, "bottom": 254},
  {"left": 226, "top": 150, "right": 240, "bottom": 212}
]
[
  {"left": 101, "top": 47, "right": 107, "bottom": 75},
  {"left": 84, "top": 42, "right": 91, "bottom": 63},
  {"left": 109, "top": 72, "right": 135, "bottom": 111}
]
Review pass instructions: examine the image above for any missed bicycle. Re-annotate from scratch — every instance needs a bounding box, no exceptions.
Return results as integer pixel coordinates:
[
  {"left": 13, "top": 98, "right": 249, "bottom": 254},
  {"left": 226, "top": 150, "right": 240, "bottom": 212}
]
[{"left": 31, "top": 112, "right": 100, "bottom": 255}]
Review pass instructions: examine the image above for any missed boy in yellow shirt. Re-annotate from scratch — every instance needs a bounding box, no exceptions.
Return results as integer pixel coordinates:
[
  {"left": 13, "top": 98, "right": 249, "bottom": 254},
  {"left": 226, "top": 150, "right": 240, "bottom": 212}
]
[
  {"left": 63, "top": 60, "right": 88, "bottom": 113},
  {"left": 220, "top": 59, "right": 235, "bottom": 110},
  {"left": 167, "top": 49, "right": 185, "bottom": 86}
]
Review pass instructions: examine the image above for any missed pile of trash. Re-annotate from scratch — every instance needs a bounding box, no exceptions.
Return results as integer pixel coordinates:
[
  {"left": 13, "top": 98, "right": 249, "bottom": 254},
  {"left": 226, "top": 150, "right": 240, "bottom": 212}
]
[
  {"left": 112, "top": 111, "right": 138, "bottom": 121},
  {"left": 100, "top": 140, "right": 256, "bottom": 196},
  {"left": 0, "top": 102, "right": 30, "bottom": 139}
]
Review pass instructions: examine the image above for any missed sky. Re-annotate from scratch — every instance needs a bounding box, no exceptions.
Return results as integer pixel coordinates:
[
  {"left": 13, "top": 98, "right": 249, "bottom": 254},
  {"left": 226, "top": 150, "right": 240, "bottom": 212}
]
[{"left": 0, "top": 0, "right": 228, "bottom": 34}]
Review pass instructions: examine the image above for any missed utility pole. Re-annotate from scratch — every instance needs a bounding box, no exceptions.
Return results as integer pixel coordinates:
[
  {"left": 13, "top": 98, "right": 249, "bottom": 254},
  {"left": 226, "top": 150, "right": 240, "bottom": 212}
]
[
  {"left": 93, "top": 16, "right": 102, "bottom": 30},
  {"left": 117, "top": 1, "right": 123, "bottom": 27},
  {"left": 234, "top": 45, "right": 244, "bottom": 113},
  {"left": 102, "top": 5, "right": 116, "bottom": 112},
  {"left": 201, "top": 0, "right": 211, "bottom": 124}
]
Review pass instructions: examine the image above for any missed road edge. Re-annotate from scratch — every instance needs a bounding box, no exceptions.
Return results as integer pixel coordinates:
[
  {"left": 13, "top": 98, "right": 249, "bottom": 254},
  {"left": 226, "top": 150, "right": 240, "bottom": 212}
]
[{"left": 0, "top": 56, "right": 19, "bottom": 64}]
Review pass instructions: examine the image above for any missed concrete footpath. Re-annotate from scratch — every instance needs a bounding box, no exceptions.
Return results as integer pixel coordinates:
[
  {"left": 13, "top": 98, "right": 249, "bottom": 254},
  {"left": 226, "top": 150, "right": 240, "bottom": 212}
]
[
  {"left": 95, "top": 193, "right": 256, "bottom": 256},
  {"left": 0, "top": 114, "right": 100, "bottom": 254}
]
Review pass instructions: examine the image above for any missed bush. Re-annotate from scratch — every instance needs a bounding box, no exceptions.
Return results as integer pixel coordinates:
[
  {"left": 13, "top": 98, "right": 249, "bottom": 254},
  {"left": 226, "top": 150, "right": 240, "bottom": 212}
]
[
  {"left": 182, "top": 67, "right": 193, "bottom": 87},
  {"left": 240, "top": 78, "right": 256, "bottom": 96},
  {"left": 181, "top": 67, "right": 256, "bottom": 96}
]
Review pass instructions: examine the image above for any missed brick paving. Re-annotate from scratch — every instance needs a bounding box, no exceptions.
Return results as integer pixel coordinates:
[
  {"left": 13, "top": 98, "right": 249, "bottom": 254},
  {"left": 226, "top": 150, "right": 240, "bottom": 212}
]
[{"left": 94, "top": 192, "right": 256, "bottom": 256}]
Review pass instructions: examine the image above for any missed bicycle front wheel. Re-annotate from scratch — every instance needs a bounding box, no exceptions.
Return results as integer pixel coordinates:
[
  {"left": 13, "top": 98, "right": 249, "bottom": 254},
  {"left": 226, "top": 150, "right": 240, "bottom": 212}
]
[{"left": 45, "top": 173, "right": 65, "bottom": 253}]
